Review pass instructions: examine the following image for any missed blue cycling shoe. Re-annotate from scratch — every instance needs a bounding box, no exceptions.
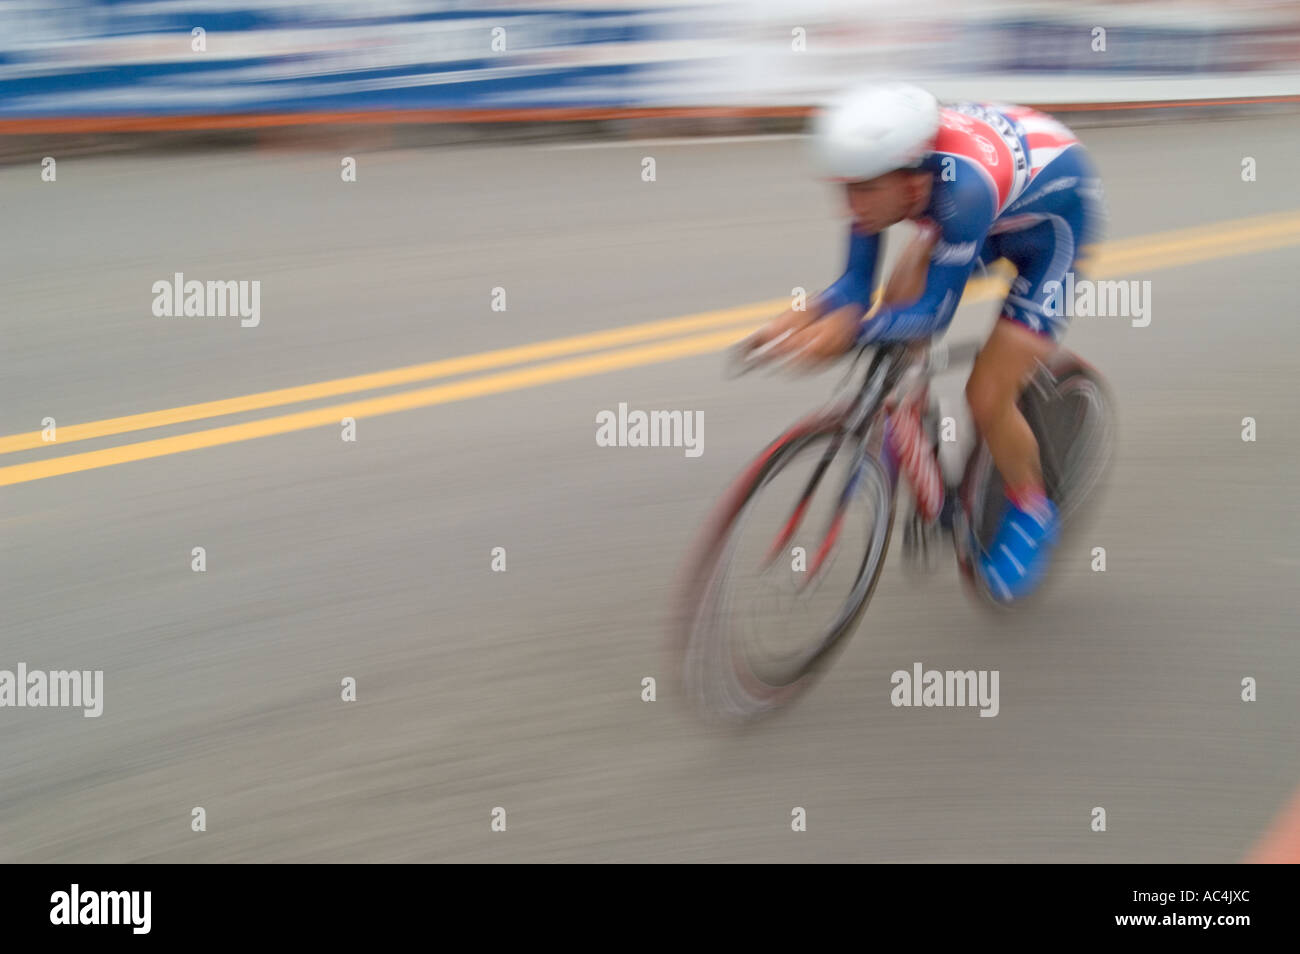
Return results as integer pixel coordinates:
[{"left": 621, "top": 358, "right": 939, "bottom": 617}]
[{"left": 978, "top": 495, "right": 1059, "bottom": 603}]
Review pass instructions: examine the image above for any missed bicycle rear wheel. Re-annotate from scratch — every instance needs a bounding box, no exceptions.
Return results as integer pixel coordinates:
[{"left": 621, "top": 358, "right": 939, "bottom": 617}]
[
  {"left": 674, "top": 413, "right": 897, "bottom": 722},
  {"left": 956, "top": 352, "right": 1116, "bottom": 599}
]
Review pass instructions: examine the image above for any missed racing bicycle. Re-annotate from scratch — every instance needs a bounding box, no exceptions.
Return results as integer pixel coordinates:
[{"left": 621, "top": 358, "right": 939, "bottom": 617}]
[{"left": 673, "top": 334, "right": 1115, "bottom": 722}]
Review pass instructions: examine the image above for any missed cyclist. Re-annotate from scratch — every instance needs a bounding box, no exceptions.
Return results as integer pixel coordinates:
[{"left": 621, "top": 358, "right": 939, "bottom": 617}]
[{"left": 748, "top": 83, "right": 1104, "bottom": 602}]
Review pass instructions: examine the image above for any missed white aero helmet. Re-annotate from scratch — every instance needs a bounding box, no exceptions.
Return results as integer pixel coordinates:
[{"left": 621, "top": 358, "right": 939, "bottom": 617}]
[{"left": 811, "top": 83, "right": 941, "bottom": 182}]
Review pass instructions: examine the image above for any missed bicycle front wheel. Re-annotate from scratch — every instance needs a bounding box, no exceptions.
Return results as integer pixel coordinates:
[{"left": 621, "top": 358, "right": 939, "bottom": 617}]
[{"left": 675, "top": 416, "right": 897, "bottom": 722}]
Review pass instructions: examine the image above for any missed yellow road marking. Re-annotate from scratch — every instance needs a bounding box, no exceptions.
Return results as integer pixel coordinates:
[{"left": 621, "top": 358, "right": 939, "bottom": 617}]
[
  {"left": 1098, "top": 208, "right": 1300, "bottom": 256},
  {"left": 2, "top": 210, "right": 1298, "bottom": 487},
  {"left": 1093, "top": 210, "right": 1300, "bottom": 273},
  {"left": 0, "top": 329, "right": 744, "bottom": 487},
  {"left": 0, "top": 299, "right": 788, "bottom": 455},
  {"left": 3, "top": 211, "right": 1297, "bottom": 457}
]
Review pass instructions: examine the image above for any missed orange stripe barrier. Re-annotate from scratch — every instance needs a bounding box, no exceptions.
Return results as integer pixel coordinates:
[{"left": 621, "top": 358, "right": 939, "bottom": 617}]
[
  {"left": 2, "top": 96, "right": 1297, "bottom": 135},
  {"left": 1246, "top": 786, "right": 1300, "bottom": 863}
]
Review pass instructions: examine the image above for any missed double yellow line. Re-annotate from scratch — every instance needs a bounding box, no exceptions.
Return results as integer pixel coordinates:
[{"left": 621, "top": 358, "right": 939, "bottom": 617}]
[{"left": 2, "top": 210, "right": 1298, "bottom": 488}]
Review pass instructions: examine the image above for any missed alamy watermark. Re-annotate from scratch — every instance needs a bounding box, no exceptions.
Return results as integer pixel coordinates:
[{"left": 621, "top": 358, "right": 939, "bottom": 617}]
[
  {"left": 152, "top": 272, "right": 260, "bottom": 327},
  {"left": 595, "top": 402, "right": 703, "bottom": 457},
  {"left": 891, "top": 662, "right": 999, "bottom": 717},
  {"left": 0, "top": 664, "right": 103, "bottom": 717},
  {"left": 1043, "top": 272, "right": 1151, "bottom": 327},
  {"left": 50, "top": 885, "right": 150, "bottom": 934}
]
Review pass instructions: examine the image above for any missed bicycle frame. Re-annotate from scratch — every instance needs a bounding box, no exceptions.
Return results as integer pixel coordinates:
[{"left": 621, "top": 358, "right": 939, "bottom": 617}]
[
  {"left": 763, "top": 343, "right": 911, "bottom": 580},
  {"left": 768, "top": 337, "right": 989, "bottom": 583}
]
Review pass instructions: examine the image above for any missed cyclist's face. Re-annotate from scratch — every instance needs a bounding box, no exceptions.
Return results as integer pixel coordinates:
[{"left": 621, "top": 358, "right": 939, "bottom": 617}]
[{"left": 844, "top": 171, "right": 929, "bottom": 233}]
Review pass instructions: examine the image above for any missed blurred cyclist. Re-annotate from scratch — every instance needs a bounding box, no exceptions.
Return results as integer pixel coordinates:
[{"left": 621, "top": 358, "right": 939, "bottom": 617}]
[{"left": 748, "top": 83, "right": 1104, "bottom": 603}]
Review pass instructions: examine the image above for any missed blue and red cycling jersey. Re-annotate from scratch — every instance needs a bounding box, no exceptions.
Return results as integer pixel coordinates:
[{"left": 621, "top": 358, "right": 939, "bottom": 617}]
[{"left": 817, "top": 102, "right": 1105, "bottom": 343}]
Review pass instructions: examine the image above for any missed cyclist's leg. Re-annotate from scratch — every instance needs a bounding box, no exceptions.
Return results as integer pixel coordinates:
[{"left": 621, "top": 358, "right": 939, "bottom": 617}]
[
  {"left": 963, "top": 218, "right": 1054, "bottom": 489},
  {"left": 967, "top": 314, "right": 1054, "bottom": 491},
  {"left": 965, "top": 218, "right": 1077, "bottom": 600},
  {"left": 968, "top": 148, "right": 1104, "bottom": 600}
]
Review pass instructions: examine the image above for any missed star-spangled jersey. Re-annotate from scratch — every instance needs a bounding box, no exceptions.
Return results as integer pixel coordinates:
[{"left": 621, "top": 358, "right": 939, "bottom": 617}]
[{"left": 816, "top": 102, "right": 1101, "bottom": 343}]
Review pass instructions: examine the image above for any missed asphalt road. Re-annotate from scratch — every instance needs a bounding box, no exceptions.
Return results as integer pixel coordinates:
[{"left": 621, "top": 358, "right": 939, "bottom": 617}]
[{"left": 2, "top": 114, "right": 1298, "bottom": 862}]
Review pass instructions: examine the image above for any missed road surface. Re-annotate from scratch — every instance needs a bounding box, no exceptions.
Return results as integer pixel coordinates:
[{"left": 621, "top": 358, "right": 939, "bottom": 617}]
[{"left": 2, "top": 115, "right": 1298, "bottom": 862}]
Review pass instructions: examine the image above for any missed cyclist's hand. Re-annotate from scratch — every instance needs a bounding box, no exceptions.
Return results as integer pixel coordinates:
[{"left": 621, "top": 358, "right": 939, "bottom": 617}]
[
  {"left": 749, "top": 307, "right": 813, "bottom": 350},
  {"left": 732, "top": 307, "right": 815, "bottom": 370},
  {"left": 780, "top": 306, "right": 860, "bottom": 369}
]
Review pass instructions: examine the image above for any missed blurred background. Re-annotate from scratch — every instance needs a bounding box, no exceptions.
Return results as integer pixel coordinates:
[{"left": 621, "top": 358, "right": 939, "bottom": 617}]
[
  {"left": 1, "top": 1, "right": 1298, "bottom": 864},
  {"left": 1, "top": 0, "right": 1298, "bottom": 121}
]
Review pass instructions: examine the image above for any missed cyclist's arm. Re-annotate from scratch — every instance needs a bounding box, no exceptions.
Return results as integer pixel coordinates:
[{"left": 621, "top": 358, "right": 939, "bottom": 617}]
[
  {"left": 858, "top": 175, "right": 996, "bottom": 344},
  {"left": 857, "top": 253, "right": 978, "bottom": 344},
  {"left": 814, "top": 226, "right": 881, "bottom": 318},
  {"left": 750, "top": 224, "right": 879, "bottom": 355}
]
